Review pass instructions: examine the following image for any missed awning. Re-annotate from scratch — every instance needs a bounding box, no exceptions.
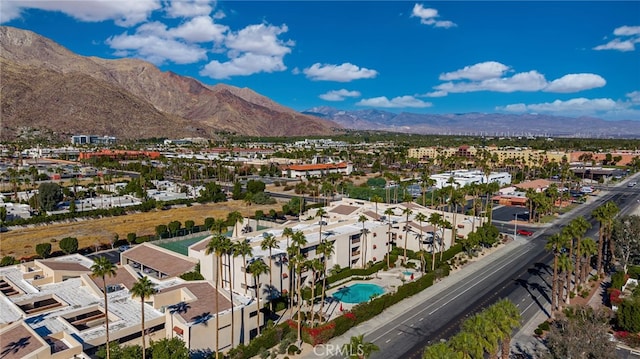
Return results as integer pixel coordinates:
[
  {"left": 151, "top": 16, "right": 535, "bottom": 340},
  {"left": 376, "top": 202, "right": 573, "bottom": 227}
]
[{"left": 173, "top": 326, "right": 184, "bottom": 335}]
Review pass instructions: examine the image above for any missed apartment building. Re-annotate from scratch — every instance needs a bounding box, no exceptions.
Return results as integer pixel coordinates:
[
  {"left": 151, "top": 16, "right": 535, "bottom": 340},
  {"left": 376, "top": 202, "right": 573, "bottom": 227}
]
[
  {"left": 282, "top": 162, "right": 353, "bottom": 179},
  {"left": 408, "top": 145, "right": 567, "bottom": 166},
  {"left": 0, "top": 250, "right": 260, "bottom": 357},
  {"left": 430, "top": 169, "right": 512, "bottom": 189}
]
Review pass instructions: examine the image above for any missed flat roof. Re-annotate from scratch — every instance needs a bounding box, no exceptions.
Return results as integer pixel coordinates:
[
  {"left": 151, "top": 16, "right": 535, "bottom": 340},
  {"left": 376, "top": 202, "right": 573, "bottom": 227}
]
[
  {"left": 89, "top": 266, "right": 139, "bottom": 291},
  {"left": 37, "top": 260, "right": 91, "bottom": 272},
  {"left": 122, "top": 243, "right": 198, "bottom": 277},
  {"left": 159, "top": 281, "right": 232, "bottom": 323},
  {"left": 329, "top": 204, "right": 359, "bottom": 216},
  {"left": 514, "top": 179, "right": 551, "bottom": 190},
  {"left": 0, "top": 321, "right": 47, "bottom": 359}
]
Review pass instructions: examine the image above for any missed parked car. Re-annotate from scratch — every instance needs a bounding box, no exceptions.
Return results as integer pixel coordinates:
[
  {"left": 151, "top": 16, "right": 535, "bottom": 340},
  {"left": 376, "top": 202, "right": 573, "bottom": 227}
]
[
  {"left": 517, "top": 229, "right": 534, "bottom": 236},
  {"left": 628, "top": 181, "right": 637, "bottom": 187}
]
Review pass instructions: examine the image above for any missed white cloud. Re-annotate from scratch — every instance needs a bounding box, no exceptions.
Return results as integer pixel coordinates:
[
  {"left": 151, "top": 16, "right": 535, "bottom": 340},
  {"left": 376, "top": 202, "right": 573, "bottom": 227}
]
[
  {"left": 593, "top": 38, "right": 637, "bottom": 52},
  {"left": 319, "top": 89, "right": 361, "bottom": 101},
  {"left": 199, "top": 23, "right": 294, "bottom": 79},
  {"left": 423, "top": 90, "right": 448, "bottom": 98},
  {"left": 436, "top": 71, "right": 548, "bottom": 93},
  {"left": 303, "top": 63, "right": 378, "bottom": 82},
  {"left": 594, "top": 25, "right": 640, "bottom": 52},
  {"left": 200, "top": 52, "right": 287, "bottom": 79},
  {"left": 544, "top": 73, "right": 606, "bottom": 93},
  {"left": 627, "top": 91, "right": 640, "bottom": 103},
  {"left": 224, "top": 24, "right": 293, "bottom": 57},
  {"left": 500, "top": 98, "right": 618, "bottom": 114},
  {"left": 356, "top": 96, "right": 432, "bottom": 108},
  {"left": 168, "top": 16, "right": 228, "bottom": 43},
  {"left": 107, "top": 28, "right": 208, "bottom": 64},
  {"left": 411, "top": 3, "right": 456, "bottom": 29},
  {"left": 432, "top": 62, "right": 606, "bottom": 95},
  {"left": 439, "top": 61, "right": 510, "bottom": 81},
  {"left": 614, "top": 25, "right": 640, "bottom": 36},
  {"left": 165, "top": 0, "right": 214, "bottom": 18},
  {"left": 0, "top": 0, "right": 161, "bottom": 26}
]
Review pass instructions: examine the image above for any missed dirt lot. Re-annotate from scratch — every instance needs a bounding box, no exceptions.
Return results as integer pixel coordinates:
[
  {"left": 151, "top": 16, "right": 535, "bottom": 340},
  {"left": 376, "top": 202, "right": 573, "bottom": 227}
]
[{"left": 0, "top": 200, "right": 282, "bottom": 259}]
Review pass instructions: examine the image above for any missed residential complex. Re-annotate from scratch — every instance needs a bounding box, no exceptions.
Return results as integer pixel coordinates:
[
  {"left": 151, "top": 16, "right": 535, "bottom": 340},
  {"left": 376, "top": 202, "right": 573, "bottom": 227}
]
[{"left": 0, "top": 197, "right": 479, "bottom": 357}]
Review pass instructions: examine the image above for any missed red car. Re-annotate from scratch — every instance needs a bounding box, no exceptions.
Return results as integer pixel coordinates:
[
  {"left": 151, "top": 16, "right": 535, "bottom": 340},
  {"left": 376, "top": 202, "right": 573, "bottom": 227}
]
[{"left": 517, "top": 229, "right": 534, "bottom": 236}]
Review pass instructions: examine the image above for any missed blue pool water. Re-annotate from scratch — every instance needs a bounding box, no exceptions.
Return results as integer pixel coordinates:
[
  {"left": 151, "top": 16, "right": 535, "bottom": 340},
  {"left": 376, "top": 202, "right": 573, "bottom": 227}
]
[
  {"left": 333, "top": 283, "right": 385, "bottom": 304},
  {"left": 403, "top": 271, "right": 413, "bottom": 276}
]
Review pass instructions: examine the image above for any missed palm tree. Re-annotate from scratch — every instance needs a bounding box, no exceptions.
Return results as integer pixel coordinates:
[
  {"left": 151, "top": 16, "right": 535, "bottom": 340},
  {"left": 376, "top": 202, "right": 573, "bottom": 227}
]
[
  {"left": 282, "top": 227, "right": 295, "bottom": 306},
  {"left": 384, "top": 208, "right": 394, "bottom": 268},
  {"left": 289, "top": 252, "right": 306, "bottom": 343},
  {"left": 247, "top": 259, "right": 270, "bottom": 336},
  {"left": 90, "top": 256, "right": 116, "bottom": 359},
  {"left": 428, "top": 212, "right": 442, "bottom": 271},
  {"left": 260, "top": 233, "right": 278, "bottom": 308},
  {"left": 490, "top": 299, "right": 521, "bottom": 359},
  {"left": 567, "top": 216, "right": 590, "bottom": 295},
  {"left": 422, "top": 342, "right": 461, "bottom": 359},
  {"left": 592, "top": 201, "right": 619, "bottom": 275},
  {"left": 227, "top": 211, "right": 244, "bottom": 238},
  {"left": 402, "top": 207, "right": 413, "bottom": 262},
  {"left": 234, "top": 240, "right": 253, "bottom": 295},
  {"left": 307, "top": 258, "right": 323, "bottom": 326},
  {"left": 358, "top": 214, "right": 369, "bottom": 268},
  {"left": 579, "top": 237, "right": 597, "bottom": 284},
  {"left": 227, "top": 240, "right": 238, "bottom": 348},
  {"left": 205, "top": 234, "right": 228, "bottom": 359},
  {"left": 317, "top": 240, "right": 334, "bottom": 323},
  {"left": 462, "top": 313, "right": 498, "bottom": 357},
  {"left": 371, "top": 195, "right": 383, "bottom": 217},
  {"left": 130, "top": 276, "right": 157, "bottom": 359},
  {"left": 342, "top": 334, "right": 379, "bottom": 359},
  {"left": 558, "top": 253, "right": 573, "bottom": 306},
  {"left": 316, "top": 208, "right": 327, "bottom": 242},
  {"left": 450, "top": 331, "right": 484, "bottom": 359},
  {"left": 414, "top": 212, "right": 427, "bottom": 273},
  {"left": 545, "top": 232, "right": 569, "bottom": 317}
]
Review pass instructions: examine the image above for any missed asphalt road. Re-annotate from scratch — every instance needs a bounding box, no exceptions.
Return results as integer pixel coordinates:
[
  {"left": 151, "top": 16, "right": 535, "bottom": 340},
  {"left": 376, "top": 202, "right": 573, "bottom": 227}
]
[{"left": 365, "top": 176, "right": 640, "bottom": 359}]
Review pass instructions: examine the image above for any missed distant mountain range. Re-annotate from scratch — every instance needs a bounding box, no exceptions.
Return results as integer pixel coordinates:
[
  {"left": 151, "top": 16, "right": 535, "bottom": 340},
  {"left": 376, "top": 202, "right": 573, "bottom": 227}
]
[
  {"left": 0, "top": 26, "right": 340, "bottom": 141},
  {"left": 303, "top": 106, "right": 640, "bottom": 138},
  {"left": 2, "top": 26, "right": 638, "bottom": 142}
]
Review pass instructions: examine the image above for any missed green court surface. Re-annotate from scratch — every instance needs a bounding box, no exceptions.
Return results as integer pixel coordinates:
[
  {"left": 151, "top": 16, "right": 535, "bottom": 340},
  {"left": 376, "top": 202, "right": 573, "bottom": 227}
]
[{"left": 156, "top": 235, "right": 210, "bottom": 256}]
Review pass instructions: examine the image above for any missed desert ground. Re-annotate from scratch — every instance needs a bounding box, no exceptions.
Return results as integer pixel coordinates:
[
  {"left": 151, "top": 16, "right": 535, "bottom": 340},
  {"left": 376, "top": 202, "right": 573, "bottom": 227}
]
[{"left": 1, "top": 200, "right": 281, "bottom": 259}]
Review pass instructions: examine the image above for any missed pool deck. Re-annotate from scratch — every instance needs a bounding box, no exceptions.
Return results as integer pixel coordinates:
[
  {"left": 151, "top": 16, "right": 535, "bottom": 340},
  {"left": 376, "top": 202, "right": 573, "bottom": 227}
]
[{"left": 313, "top": 266, "right": 425, "bottom": 321}]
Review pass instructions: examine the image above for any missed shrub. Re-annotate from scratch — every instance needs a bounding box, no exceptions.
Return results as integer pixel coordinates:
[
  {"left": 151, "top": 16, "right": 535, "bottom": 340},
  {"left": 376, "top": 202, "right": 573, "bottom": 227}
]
[
  {"left": 538, "top": 321, "right": 550, "bottom": 331},
  {"left": 534, "top": 328, "right": 543, "bottom": 336},
  {"left": 287, "top": 345, "right": 301, "bottom": 355},
  {"left": 611, "top": 271, "right": 628, "bottom": 290}
]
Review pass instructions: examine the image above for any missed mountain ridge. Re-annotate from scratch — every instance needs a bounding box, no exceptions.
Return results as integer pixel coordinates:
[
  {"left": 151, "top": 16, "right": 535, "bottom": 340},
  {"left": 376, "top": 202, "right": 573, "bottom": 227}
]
[
  {"left": 303, "top": 107, "right": 640, "bottom": 138},
  {"left": 0, "top": 26, "right": 340, "bottom": 140}
]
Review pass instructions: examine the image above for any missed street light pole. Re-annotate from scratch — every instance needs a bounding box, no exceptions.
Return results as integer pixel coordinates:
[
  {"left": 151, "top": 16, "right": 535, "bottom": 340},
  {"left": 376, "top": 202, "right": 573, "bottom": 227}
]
[{"left": 513, "top": 213, "right": 518, "bottom": 240}]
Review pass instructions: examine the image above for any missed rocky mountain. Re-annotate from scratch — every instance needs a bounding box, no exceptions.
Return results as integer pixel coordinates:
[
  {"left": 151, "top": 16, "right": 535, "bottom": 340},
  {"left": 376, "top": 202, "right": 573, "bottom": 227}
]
[
  {"left": 304, "top": 107, "right": 640, "bottom": 138},
  {"left": 0, "top": 26, "right": 340, "bottom": 141}
]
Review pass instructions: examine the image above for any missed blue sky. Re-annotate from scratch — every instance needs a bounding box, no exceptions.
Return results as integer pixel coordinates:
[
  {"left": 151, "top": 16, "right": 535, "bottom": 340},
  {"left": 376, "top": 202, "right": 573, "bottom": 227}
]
[{"left": 2, "top": 1, "right": 639, "bottom": 120}]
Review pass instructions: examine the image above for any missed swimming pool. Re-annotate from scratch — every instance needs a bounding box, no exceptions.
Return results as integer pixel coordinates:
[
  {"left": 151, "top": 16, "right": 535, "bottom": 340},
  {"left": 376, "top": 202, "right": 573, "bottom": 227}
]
[
  {"left": 333, "top": 283, "right": 385, "bottom": 304},
  {"left": 403, "top": 271, "right": 413, "bottom": 276}
]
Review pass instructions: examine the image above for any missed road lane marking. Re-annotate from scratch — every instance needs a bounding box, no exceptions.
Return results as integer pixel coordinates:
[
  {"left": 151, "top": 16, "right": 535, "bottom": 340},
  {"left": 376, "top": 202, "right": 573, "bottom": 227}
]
[
  {"left": 386, "top": 339, "right": 391, "bottom": 343},
  {"left": 371, "top": 252, "right": 527, "bottom": 343}
]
